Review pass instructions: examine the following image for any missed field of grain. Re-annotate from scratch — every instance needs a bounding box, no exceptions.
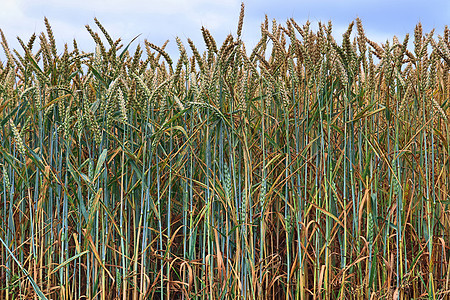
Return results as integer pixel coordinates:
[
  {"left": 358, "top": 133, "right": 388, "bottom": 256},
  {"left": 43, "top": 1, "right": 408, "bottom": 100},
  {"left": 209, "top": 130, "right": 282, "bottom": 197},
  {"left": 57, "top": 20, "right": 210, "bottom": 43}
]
[{"left": 1, "top": 5, "right": 450, "bottom": 299}]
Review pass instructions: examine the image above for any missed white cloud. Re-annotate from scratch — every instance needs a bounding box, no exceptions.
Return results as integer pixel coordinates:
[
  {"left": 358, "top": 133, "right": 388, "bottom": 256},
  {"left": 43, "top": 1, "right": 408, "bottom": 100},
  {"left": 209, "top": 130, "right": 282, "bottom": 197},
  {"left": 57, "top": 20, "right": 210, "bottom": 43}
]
[{"left": 0, "top": 0, "right": 448, "bottom": 61}]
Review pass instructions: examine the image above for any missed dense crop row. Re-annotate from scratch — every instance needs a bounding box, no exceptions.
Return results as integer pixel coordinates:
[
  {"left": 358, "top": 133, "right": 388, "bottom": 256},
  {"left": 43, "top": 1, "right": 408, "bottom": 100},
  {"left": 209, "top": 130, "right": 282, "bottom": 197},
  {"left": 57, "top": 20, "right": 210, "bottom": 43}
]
[{"left": 1, "top": 5, "right": 450, "bottom": 299}]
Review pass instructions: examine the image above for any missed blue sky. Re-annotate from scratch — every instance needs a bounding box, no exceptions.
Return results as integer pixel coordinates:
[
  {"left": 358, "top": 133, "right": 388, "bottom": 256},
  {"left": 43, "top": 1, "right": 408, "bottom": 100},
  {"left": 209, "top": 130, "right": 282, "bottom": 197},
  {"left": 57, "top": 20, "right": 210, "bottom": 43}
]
[{"left": 0, "top": 0, "right": 449, "bottom": 59}]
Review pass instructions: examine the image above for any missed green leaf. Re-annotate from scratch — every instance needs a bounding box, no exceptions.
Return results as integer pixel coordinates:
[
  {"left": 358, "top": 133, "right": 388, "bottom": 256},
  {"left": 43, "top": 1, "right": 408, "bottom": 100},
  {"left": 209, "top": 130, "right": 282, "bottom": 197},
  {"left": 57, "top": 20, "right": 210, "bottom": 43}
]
[{"left": 94, "top": 149, "right": 108, "bottom": 181}]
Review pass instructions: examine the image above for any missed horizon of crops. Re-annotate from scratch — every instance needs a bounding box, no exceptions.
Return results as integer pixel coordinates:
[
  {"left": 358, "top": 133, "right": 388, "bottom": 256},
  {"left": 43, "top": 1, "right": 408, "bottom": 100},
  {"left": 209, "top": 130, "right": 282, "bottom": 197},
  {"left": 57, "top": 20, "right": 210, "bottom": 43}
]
[{"left": 1, "top": 4, "right": 450, "bottom": 299}]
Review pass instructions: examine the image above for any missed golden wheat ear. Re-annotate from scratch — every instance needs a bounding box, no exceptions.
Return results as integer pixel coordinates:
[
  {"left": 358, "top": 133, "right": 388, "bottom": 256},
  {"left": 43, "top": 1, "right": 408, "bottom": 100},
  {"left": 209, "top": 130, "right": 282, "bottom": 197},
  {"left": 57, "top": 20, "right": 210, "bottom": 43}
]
[{"left": 237, "top": 2, "right": 245, "bottom": 38}]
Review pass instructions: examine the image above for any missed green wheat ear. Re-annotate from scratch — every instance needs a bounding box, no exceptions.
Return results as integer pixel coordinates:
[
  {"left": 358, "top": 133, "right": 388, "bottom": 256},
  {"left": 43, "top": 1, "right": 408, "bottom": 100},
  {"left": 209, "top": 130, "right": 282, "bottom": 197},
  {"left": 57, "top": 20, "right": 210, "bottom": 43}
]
[
  {"left": 368, "top": 211, "right": 375, "bottom": 245},
  {"left": 2, "top": 164, "right": 10, "bottom": 192},
  {"left": 223, "top": 163, "right": 233, "bottom": 202}
]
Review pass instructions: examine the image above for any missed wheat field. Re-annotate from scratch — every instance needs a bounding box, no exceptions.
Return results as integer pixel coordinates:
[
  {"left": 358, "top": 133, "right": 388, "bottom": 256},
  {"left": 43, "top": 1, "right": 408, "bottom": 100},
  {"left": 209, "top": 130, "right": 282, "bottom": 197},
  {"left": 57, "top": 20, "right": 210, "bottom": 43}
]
[{"left": 1, "top": 4, "right": 450, "bottom": 299}]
